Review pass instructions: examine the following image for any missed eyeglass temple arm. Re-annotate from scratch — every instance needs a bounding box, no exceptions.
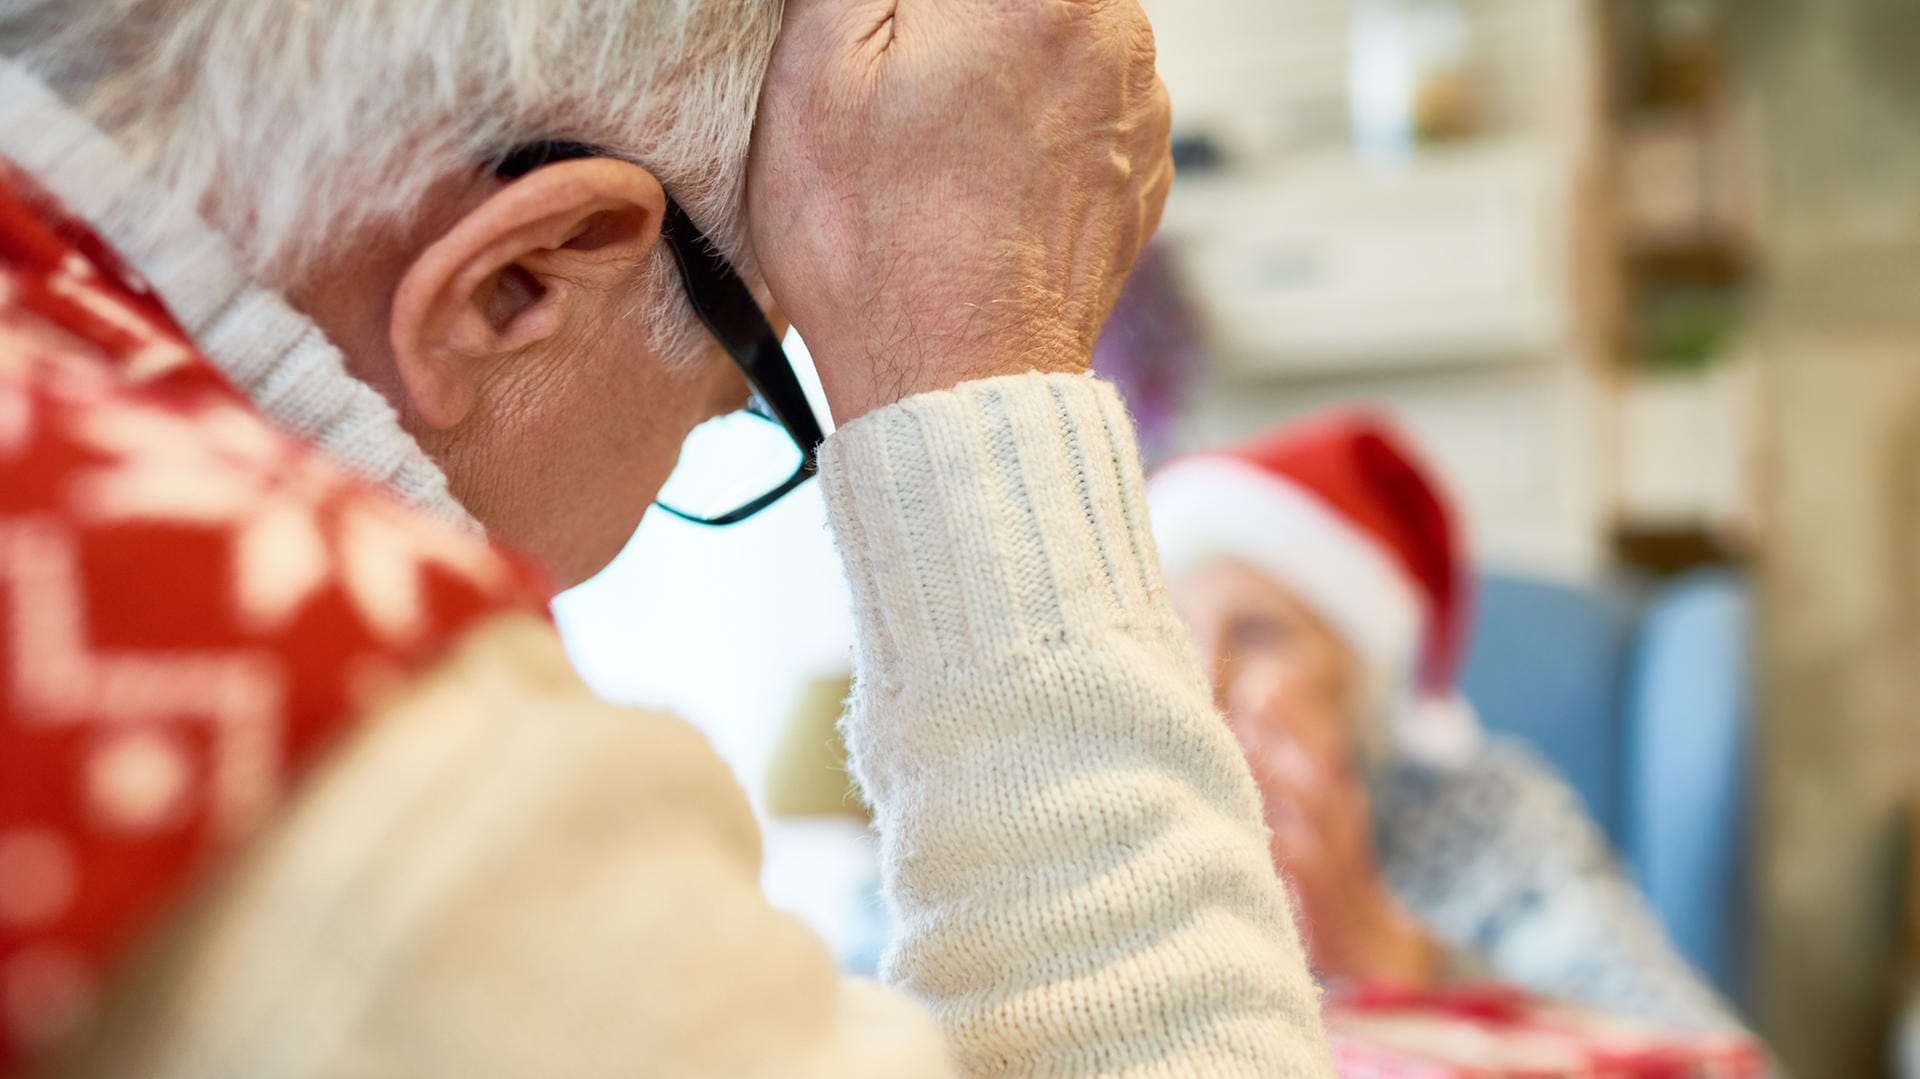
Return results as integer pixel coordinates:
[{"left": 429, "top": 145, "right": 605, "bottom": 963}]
[
  {"left": 496, "top": 141, "right": 825, "bottom": 477},
  {"left": 658, "top": 199, "right": 825, "bottom": 470}
]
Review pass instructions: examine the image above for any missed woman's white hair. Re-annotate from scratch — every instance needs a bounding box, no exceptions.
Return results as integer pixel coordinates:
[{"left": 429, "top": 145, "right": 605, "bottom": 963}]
[{"left": 0, "top": 0, "right": 782, "bottom": 359}]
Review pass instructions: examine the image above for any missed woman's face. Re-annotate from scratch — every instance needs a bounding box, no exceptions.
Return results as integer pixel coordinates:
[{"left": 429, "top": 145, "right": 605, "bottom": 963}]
[{"left": 1169, "top": 560, "right": 1365, "bottom": 766}]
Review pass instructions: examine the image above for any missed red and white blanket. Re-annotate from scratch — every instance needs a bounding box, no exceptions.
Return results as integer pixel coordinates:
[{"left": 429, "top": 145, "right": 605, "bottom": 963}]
[{"left": 1327, "top": 983, "right": 1765, "bottom": 1079}]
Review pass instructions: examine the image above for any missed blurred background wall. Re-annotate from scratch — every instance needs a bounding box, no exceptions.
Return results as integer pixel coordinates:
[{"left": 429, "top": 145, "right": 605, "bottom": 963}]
[
  {"left": 1130, "top": 3, "right": 1920, "bottom": 1072},
  {"left": 1732, "top": 2, "right": 1920, "bottom": 1075},
  {"left": 1136, "top": 0, "right": 1763, "bottom": 579}
]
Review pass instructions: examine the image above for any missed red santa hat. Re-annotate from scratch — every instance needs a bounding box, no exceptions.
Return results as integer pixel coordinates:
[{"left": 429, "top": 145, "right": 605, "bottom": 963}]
[{"left": 1147, "top": 410, "right": 1472, "bottom": 720}]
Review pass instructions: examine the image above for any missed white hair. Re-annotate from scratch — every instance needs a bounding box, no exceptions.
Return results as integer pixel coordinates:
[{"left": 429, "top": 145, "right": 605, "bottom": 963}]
[{"left": 0, "top": 0, "right": 782, "bottom": 360}]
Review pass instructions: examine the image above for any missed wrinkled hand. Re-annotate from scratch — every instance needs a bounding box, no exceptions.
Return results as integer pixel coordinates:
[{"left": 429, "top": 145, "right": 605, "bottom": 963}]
[
  {"left": 1247, "top": 727, "right": 1443, "bottom": 985},
  {"left": 748, "top": 0, "right": 1173, "bottom": 421}
]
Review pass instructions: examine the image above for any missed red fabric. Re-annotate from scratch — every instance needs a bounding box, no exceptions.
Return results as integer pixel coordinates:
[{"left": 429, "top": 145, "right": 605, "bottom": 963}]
[
  {"left": 0, "top": 161, "right": 552, "bottom": 1072},
  {"left": 1204, "top": 410, "right": 1470, "bottom": 696},
  {"left": 1325, "top": 984, "right": 1764, "bottom": 1079}
]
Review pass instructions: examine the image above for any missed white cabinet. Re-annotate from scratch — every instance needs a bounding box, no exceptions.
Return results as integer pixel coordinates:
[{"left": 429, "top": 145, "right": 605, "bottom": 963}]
[
  {"left": 1144, "top": 0, "right": 1616, "bottom": 580},
  {"left": 1163, "top": 140, "right": 1585, "bottom": 374},
  {"left": 1157, "top": 136, "right": 1616, "bottom": 578}
]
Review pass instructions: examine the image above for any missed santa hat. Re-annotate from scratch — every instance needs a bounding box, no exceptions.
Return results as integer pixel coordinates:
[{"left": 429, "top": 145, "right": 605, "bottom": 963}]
[{"left": 1147, "top": 410, "right": 1476, "bottom": 754}]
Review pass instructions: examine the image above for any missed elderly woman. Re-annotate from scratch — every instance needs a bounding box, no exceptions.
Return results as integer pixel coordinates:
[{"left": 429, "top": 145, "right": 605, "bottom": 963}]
[
  {"left": 1147, "top": 411, "right": 1750, "bottom": 1034},
  {"left": 0, "top": 2, "right": 1337, "bottom": 1077}
]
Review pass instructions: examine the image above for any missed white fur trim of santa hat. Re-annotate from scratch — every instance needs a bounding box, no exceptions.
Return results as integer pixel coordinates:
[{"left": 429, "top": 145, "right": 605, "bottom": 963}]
[{"left": 1147, "top": 455, "right": 1425, "bottom": 690}]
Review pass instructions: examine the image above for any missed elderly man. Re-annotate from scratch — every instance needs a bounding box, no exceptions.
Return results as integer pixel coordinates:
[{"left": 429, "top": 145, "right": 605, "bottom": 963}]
[{"left": 0, "top": 1, "right": 1334, "bottom": 1077}]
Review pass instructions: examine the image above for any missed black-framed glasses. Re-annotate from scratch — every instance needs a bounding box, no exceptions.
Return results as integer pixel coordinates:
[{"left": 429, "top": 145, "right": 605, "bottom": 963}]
[{"left": 496, "top": 141, "right": 825, "bottom": 526}]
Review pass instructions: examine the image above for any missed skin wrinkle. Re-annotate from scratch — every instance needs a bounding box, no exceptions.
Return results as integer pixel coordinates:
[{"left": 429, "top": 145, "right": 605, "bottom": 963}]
[
  {"left": 427, "top": 263, "right": 736, "bottom": 580},
  {"left": 858, "top": 3, "right": 900, "bottom": 51},
  {"left": 249, "top": 134, "right": 741, "bottom": 580}
]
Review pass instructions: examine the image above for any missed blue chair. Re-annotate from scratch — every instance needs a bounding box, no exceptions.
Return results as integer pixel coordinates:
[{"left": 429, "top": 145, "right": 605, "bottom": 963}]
[
  {"left": 1624, "top": 571, "right": 1753, "bottom": 1000},
  {"left": 1457, "top": 569, "right": 1753, "bottom": 1004},
  {"left": 1458, "top": 575, "right": 1640, "bottom": 837}
]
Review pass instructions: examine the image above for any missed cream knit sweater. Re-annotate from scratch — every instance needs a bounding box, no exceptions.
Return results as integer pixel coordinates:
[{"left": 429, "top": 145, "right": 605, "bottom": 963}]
[
  {"left": 5, "top": 60, "right": 1335, "bottom": 1079},
  {"left": 825, "top": 376, "right": 1332, "bottom": 1076}
]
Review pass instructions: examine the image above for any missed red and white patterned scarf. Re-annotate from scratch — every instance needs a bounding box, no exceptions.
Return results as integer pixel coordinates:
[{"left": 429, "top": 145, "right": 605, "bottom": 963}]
[{"left": 0, "top": 161, "right": 552, "bottom": 1073}]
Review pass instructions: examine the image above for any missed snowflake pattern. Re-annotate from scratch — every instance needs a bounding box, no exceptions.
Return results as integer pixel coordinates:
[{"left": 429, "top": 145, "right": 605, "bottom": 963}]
[
  {"left": 1372, "top": 743, "right": 1748, "bottom": 1035},
  {"left": 64, "top": 396, "right": 508, "bottom": 645},
  {"left": 0, "top": 158, "right": 548, "bottom": 1071}
]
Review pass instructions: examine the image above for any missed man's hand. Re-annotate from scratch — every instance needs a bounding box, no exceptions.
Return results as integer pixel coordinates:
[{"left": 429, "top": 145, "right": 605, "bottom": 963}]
[
  {"left": 1248, "top": 728, "right": 1445, "bottom": 986},
  {"left": 748, "top": 0, "right": 1173, "bottom": 422}
]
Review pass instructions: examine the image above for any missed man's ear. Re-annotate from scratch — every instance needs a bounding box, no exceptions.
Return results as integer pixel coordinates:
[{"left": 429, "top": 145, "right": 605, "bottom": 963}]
[{"left": 390, "top": 158, "right": 668, "bottom": 430}]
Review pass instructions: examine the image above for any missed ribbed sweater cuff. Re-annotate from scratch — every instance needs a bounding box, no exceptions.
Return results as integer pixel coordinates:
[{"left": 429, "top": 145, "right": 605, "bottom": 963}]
[{"left": 819, "top": 373, "right": 1183, "bottom": 673}]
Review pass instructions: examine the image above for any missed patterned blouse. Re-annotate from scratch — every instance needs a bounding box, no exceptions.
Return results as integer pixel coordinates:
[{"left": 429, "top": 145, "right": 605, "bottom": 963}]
[{"left": 1372, "top": 740, "right": 1748, "bottom": 1034}]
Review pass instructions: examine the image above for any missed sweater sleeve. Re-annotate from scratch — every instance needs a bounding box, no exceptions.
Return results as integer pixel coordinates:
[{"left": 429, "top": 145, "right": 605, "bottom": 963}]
[{"left": 819, "top": 372, "right": 1335, "bottom": 1078}]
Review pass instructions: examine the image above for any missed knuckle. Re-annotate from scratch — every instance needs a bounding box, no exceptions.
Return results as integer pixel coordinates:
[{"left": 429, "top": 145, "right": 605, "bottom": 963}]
[
  {"left": 1029, "top": 0, "right": 1121, "bottom": 40},
  {"left": 1128, "top": 7, "right": 1159, "bottom": 66}
]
